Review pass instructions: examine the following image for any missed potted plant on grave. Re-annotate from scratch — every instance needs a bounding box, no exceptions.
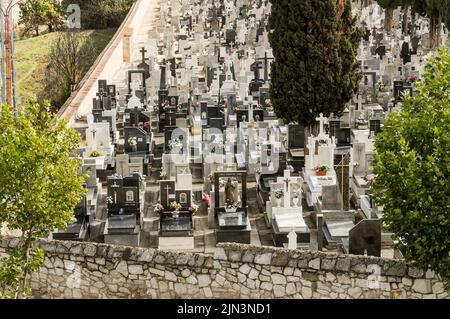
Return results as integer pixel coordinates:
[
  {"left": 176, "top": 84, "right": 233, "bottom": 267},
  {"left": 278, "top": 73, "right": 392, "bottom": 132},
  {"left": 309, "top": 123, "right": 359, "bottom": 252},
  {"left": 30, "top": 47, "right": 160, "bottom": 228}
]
[
  {"left": 89, "top": 150, "right": 102, "bottom": 158},
  {"left": 274, "top": 189, "right": 284, "bottom": 207},
  {"left": 266, "top": 102, "right": 274, "bottom": 115},
  {"left": 128, "top": 136, "right": 138, "bottom": 152},
  {"left": 160, "top": 169, "right": 168, "bottom": 180},
  {"left": 314, "top": 165, "right": 330, "bottom": 176},
  {"left": 189, "top": 203, "right": 199, "bottom": 216},
  {"left": 202, "top": 192, "right": 211, "bottom": 208},
  {"left": 170, "top": 201, "right": 182, "bottom": 219},
  {"left": 225, "top": 199, "right": 240, "bottom": 213}
]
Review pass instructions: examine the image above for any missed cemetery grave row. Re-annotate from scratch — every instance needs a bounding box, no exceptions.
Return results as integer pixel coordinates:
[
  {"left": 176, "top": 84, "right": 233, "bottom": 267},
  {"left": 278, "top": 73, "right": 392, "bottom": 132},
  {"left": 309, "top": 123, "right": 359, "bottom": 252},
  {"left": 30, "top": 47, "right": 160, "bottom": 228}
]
[{"left": 51, "top": 0, "right": 446, "bottom": 259}]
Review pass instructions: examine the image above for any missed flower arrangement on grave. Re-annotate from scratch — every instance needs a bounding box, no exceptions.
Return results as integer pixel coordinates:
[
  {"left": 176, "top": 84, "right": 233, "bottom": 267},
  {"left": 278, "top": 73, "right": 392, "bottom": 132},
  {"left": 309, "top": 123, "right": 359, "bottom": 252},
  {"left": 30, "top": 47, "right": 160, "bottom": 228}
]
[
  {"left": 407, "top": 75, "right": 416, "bottom": 83},
  {"left": 128, "top": 137, "right": 137, "bottom": 146},
  {"left": 202, "top": 192, "right": 211, "bottom": 208},
  {"left": 170, "top": 201, "right": 182, "bottom": 212},
  {"left": 168, "top": 137, "right": 182, "bottom": 150},
  {"left": 144, "top": 121, "right": 151, "bottom": 128},
  {"left": 160, "top": 169, "right": 168, "bottom": 180},
  {"left": 314, "top": 165, "right": 330, "bottom": 176},
  {"left": 154, "top": 203, "right": 164, "bottom": 215},
  {"left": 356, "top": 114, "right": 368, "bottom": 127},
  {"left": 364, "top": 174, "right": 376, "bottom": 186},
  {"left": 378, "top": 79, "right": 387, "bottom": 92},
  {"left": 188, "top": 203, "right": 199, "bottom": 215},
  {"left": 286, "top": 164, "right": 295, "bottom": 172},
  {"left": 225, "top": 199, "right": 241, "bottom": 210},
  {"left": 219, "top": 178, "right": 227, "bottom": 189},
  {"left": 274, "top": 189, "right": 284, "bottom": 199},
  {"left": 89, "top": 150, "right": 102, "bottom": 158},
  {"left": 208, "top": 174, "right": 214, "bottom": 183}
]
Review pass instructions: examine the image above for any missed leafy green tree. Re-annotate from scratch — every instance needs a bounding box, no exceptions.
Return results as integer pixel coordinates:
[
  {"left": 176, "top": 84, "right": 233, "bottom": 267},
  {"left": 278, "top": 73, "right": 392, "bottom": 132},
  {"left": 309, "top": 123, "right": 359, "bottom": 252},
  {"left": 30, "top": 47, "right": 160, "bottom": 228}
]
[
  {"left": 268, "top": 0, "right": 361, "bottom": 127},
  {"left": 0, "top": 102, "right": 86, "bottom": 298},
  {"left": 19, "top": 0, "right": 63, "bottom": 36},
  {"left": 371, "top": 48, "right": 450, "bottom": 288}
]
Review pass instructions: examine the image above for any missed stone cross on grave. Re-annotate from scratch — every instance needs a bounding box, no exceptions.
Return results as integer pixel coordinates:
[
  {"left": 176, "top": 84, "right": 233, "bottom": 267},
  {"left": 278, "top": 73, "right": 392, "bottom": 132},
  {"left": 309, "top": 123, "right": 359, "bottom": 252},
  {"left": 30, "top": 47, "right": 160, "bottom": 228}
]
[
  {"left": 283, "top": 170, "right": 292, "bottom": 207},
  {"left": 167, "top": 109, "right": 175, "bottom": 126},
  {"left": 91, "top": 128, "right": 97, "bottom": 149},
  {"left": 287, "top": 229, "right": 297, "bottom": 250},
  {"left": 140, "top": 47, "right": 148, "bottom": 64},
  {"left": 96, "top": 91, "right": 105, "bottom": 103},
  {"left": 256, "top": 52, "right": 274, "bottom": 82},
  {"left": 111, "top": 182, "right": 120, "bottom": 204},
  {"left": 316, "top": 113, "right": 328, "bottom": 138},
  {"left": 164, "top": 185, "right": 171, "bottom": 207}
]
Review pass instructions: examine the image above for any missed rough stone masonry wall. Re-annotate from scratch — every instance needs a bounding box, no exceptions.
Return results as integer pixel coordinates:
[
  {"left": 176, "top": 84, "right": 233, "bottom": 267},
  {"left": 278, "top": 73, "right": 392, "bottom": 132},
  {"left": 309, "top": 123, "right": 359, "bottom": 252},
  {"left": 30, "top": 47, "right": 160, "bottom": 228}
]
[{"left": 0, "top": 237, "right": 447, "bottom": 299}]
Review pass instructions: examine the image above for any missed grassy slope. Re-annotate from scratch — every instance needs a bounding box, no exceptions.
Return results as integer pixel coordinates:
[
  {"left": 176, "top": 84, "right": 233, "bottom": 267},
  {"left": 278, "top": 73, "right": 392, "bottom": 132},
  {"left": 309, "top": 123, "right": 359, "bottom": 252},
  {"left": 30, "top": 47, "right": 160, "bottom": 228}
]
[{"left": 12, "top": 28, "right": 117, "bottom": 105}]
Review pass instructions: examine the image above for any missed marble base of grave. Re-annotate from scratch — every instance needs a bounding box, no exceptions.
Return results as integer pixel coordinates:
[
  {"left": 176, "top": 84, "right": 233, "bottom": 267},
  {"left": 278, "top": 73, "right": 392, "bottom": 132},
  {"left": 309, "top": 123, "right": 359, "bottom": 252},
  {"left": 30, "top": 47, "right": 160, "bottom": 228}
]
[
  {"left": 103, "top": 215, "right": 140, "bottom": 246},
  {"left": 215, "top": 212, "right": 251, "bottom": 244},
  {"left": 350, "top": 174, "right": 369, "bottom": 206},
  {"left": 305, "top": 173, "right": 337, "bottom": 207},
  {"left": 158, "top": 237, "right": 194, "bottom": 250},
  {"left": 52, "top": 221, "right": 88, "bottom": 242},
  {"left": 271, "top": 209, "right": 310, "bottom": 247},
  {"left": 322, "top": 219, "right": 354, "bottom": 251},
  {"left": 128, "top": 153, "right": 151, "bottom": 176},
  {"left": 256, "top": 173, "right": 278, "bottom": 207}
]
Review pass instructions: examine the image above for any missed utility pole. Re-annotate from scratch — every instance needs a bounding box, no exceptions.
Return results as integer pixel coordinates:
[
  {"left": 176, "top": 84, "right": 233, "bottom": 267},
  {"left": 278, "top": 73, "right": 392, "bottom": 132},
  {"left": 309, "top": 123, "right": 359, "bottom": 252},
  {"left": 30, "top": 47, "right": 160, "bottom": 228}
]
[
  {"left": 0, "top": 0, "right": 5, "bottom": 105},
  {"left": 0, "top": 0, "right": 20, "bottom": 116}
]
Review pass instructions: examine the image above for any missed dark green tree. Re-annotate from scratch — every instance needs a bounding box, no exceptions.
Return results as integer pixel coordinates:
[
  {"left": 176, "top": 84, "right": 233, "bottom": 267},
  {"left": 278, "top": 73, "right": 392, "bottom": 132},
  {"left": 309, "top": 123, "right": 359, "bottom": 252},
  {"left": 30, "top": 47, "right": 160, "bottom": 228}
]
[
  {"left": 376, "top": 0, "right": 402, "bottom": 32},
  {"left": 412, "top": 0, "right": 450, "bottom": 48},
  {"left": 371, "top": 48, "right": 450, "bottom": 288},
  {"left": 268, "top": 0, "right": 361, "bottom": 127}
]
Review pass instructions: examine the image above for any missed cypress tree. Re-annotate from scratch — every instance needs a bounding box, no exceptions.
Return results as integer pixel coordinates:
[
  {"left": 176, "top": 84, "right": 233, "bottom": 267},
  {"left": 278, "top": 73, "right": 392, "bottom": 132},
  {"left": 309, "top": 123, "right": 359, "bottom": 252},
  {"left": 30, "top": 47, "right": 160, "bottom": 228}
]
[{"left": 268, "top": 0, "right": 362, "bottom": 127}]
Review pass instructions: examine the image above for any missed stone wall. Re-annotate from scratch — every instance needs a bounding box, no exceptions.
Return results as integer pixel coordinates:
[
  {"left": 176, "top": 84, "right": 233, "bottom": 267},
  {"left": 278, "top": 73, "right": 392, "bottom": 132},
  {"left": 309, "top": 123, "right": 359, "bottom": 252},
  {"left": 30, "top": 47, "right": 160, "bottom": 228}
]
[{"left": 0, "top": 237, "right": 447, "bottom": 299}]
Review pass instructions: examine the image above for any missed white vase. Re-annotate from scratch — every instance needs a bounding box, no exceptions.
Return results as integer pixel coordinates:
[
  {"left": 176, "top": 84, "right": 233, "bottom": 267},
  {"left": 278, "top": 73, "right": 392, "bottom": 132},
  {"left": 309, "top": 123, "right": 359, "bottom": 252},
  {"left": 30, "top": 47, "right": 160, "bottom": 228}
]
[
  {"left": 293, "top": 197, "right": 299, "bottom": 207},
  {"left": 275, "top": 198, "right": 282, "bottom": 207}
]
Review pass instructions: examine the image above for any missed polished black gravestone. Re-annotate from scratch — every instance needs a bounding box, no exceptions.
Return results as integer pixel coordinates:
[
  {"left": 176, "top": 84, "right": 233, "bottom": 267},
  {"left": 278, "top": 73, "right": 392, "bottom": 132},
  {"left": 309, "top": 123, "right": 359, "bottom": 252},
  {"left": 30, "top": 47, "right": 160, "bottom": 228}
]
[
  {"left": 159, "top": 212, "right": 194, "bottom": 237},
  {"left": 348, "top": 219, "right": 381, "bottom": 257},
  {"left": 214, "top": 171, "right": 251, "bottom": 244},
  {"left": 53, "top": 192, "right": 89, "bottom": 241}
]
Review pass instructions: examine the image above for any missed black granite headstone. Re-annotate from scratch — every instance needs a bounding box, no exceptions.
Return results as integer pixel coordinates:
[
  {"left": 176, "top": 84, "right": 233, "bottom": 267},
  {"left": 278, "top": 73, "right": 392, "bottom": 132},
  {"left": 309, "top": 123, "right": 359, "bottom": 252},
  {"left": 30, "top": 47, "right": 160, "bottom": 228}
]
[{"left": 349, "top": 219, "right": 381, "bottom": 257}]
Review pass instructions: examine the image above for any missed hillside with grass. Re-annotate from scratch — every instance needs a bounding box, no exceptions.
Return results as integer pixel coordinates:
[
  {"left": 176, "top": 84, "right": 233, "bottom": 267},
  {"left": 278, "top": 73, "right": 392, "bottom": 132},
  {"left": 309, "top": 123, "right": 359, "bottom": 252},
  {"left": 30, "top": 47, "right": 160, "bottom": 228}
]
[{"left": 13, "top": 28, "right": 117, "bottom": 106}]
